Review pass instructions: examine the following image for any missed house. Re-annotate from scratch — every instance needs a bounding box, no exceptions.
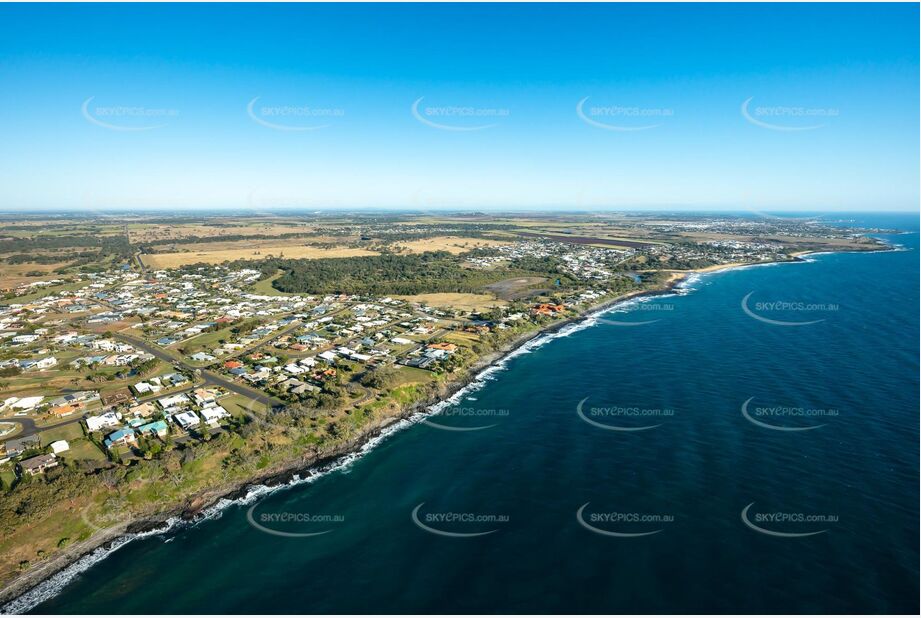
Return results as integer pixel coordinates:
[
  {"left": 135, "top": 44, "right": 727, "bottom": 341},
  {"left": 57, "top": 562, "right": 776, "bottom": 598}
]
[
  {"left": 104, "top": 428, "right": 137, "bottom": 450},
  {"left": 531, "top": 303, "right": 565, "bottom": 316},
  {"left": 291, "top": 383, "right": 321, "bottom": 396},
  {"left": 28, "top": 356, "right": 57, "bottom": 370},
  {"left": 190, "top": 352, "right": 215, "bottom": 362},
  {"left": 161, "top": 373, "right": 189, "bottom": 386},
  {"left": 278, "top": 378, "right": 303, "bottom": 391},
  {"left": 48, "top": 391, "right": 99, "bottom": 407},
  {"left": 9, "top": 396, "right": 44, "bottom": 411},
  {"left": 223, "top": 360, "right": 243, "bottom": 370},
  {"left": 200, "top": 406, "right": 229, "bottom": 426},
  {"left": 158, "top": 393, "right": 190, "bottom": 409},
  {"left": 11, "top": 334, "right": 40, "bottom": 345},
  {"left": 404, "top": 356, "right": 435, "bottom": 369},
  {"left": 86, "top": 411, "right": 122, "bottom": 432},
  {"left": 49, "top": 402, "right": 83, "bottom": 417},
  {"left": 3, "top": 435, "right": 40, "bottom": 458},
  {"left": 172, "top": 411, "right": 200, "bottom": 429},
  {"left": 18, "top": 453, "right": 58, "bottom": 476},
  {"left": 192, "top": 388, "right": 217, "bottom": 406},
  {"left": 49, "top": 440, "right": 69, "bottom": 454},
  {"left": 426, "top": 342, "right": 458, "bottom": 353},
  {"left": 127, "top": 402, "right": 157, "bottom": 418},
  {"left": 137, "top": 420, "right": 169, "bottom": 438},
  {"left": 132, "top": 381, "right": 159, "bottom": 395}
]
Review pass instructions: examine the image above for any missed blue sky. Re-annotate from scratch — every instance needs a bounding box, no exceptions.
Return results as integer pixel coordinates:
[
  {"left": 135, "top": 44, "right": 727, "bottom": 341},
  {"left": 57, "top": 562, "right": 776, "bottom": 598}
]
[{"left": 0, "top": 3, "right": 917, "bottom": 211}]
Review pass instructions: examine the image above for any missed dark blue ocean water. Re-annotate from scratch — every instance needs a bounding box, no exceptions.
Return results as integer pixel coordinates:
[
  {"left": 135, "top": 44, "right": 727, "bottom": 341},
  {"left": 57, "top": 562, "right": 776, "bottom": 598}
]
[{"left": 27, "top": 213, "right": 919, "bottom": 614}]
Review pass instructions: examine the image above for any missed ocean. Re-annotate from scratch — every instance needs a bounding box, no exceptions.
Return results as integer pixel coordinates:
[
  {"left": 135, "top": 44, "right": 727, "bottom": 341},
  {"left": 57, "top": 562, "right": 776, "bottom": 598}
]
[{"left": 19, "top": 213, "right": 920, "bottom": 614}]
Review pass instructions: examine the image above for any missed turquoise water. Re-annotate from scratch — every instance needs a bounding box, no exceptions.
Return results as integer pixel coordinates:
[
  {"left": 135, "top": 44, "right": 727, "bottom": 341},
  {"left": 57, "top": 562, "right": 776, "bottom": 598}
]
[{"left": 26, "top": 214, "right": 919, "bottom": 614}]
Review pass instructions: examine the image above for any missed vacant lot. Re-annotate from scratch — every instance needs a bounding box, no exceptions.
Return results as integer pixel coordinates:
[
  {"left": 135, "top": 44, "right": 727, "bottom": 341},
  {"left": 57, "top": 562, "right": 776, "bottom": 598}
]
[
  {"left": 394, "top": 236, "right": 508, "bottom": 255},
  {"left": 397, "top": 292, "right": 506, "bottom": 311},
  {"left": 142, "top": 245, "right": 378, "bottom": 269},
  {"left": 485, "top": 277, "right": 549, "bottom": 300},
  {"left": 0, "top": 259, "right": 73, "bottom": 289},
  {"left": 128, "top": 221, "right": 315, "bottom": 244},
  {"left": 514, "top": 231, "right": 654, "bottom": 249}
]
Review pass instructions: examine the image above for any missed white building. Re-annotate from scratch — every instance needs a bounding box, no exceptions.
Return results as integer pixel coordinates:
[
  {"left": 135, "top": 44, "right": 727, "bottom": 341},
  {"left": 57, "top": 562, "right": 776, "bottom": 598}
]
[
  {"left": 86, "top": 411, "right": 121, "bottom": 432},
  {"left": 200, "top": 406, "right": 229, "bottom": 426},
  {"left": 172, "top": 411, "right": 200, "bottom": 429}
]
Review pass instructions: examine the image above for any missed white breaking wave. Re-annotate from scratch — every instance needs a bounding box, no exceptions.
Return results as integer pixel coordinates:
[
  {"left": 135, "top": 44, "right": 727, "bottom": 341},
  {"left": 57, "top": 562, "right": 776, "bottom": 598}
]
[{"left": 1, "top": 519, "right": 177, "bottom": 615}]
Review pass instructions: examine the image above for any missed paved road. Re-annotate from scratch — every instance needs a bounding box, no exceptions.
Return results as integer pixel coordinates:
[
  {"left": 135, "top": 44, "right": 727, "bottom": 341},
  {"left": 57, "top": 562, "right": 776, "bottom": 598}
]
[
  {"left": 112, "top": 331, "right": 285, "bottom": 410},
  {"left": 0, "top": 414, "right": 81, "bottom": 442},
  {"left": 200, "top": 319, "right": 303, "bottom": 368}
]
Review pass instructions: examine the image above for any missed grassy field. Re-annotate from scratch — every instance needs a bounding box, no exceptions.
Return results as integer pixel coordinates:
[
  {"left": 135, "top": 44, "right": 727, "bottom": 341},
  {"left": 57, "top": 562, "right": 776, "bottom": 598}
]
[
  {"left": 37, "top": 423, "right": 84, "bottom": 444},
  {"left": 62, "top": 439, "right": 106, "bottom": 462},
  {"left": 220, "top": 394, "right": 269, "bottom": 417},
  {"left": 128, "top": 221, "right": 313, "bottom": 244},
  {"left": 142, "top": 245, "right": 378, "bottom": 269},
  {"left": 396, "top": 292, "right": 506, "bottom": 311},
  {"left": 394, "top": 236, "right": 509, "bottom": 255},
  {"left": 0, "top": 260, "right": 74, "bottom": 289},
  {"left": 3, "top": 280, "right": 91, "bottom": 303},
  {"left": 484, "top": 276, "right": 549, "bottom": 300},
  {"left": 248, "top": 271, "right": 299, "bottom": 296}
]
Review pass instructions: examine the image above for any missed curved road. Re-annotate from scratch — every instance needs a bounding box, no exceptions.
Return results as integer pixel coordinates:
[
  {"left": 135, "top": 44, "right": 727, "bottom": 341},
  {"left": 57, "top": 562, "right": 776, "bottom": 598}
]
[
  {"left": 0, "top": 414, "right": 81, "bottom": 441},
  {"left": 112, "top": 332, "right": 285, "bottom": 410}
]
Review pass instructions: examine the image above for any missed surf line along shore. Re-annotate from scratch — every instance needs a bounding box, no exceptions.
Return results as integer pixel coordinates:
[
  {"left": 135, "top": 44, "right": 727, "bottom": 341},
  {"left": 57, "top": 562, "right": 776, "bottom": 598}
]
[{"left": 0, "top": 250, "right": 850, "bottom": 612}]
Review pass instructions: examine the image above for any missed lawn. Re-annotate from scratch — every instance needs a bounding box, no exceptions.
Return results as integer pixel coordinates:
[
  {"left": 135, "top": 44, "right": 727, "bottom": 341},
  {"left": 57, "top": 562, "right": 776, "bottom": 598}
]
[
  {"left": 142, "top": 245, "right": 378, "bottom": 269},
  {"left": 38, "top": 422, "right": 85, "bottom": 444},
  {"left": 221, "top": 394, "right": 268, "bottom": 417},
  {"left": 3, "top": 280, "right": 92, "bottom": 304},
  {"left": 61, "top": 438, "right": 106, "bottom": 462},
  {"left": 248, "top": 271, "right": 298, "bottom": 297},
  {"left": 396, "top": 292, "right": 506, "bottom": 312}
]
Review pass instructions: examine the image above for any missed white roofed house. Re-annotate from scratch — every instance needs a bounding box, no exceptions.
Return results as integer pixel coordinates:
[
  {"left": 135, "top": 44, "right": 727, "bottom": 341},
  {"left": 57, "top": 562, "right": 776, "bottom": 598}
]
[
  {"left": 200, "top": 405, "right": 229, "bottom": 426},
  {"left": 283, "top": 363, "right": 306, "bottom": 375},
  {"left": 318, "top": 350, "right": 338, "bottom": 363},
  {"left": 85, "top": 411, "right": 122, "bottom": 432},
  {"left": 158, "top": 393, "right": 191, "bottom": 410},
  {"left": 172, "top": 410, "right": 201, "bottom": 430},
  {"left": 11, "top": 396, "right": 45, "bottom": 411}
]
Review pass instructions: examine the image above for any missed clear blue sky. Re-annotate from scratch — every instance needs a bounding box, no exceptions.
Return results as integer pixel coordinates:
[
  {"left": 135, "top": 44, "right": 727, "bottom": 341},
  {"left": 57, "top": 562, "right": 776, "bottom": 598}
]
[{"left": 0, "top": 3, "right": 917, "bottom": 211}]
